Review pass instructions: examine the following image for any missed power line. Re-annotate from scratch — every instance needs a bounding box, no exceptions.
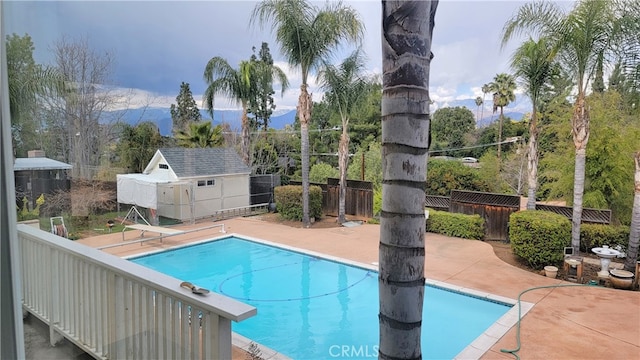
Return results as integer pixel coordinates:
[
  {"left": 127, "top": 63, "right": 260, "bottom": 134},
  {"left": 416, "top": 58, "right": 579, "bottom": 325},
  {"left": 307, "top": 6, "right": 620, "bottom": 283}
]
[{"left": 428, "top": 137, "right": 523, "bottom": 154}]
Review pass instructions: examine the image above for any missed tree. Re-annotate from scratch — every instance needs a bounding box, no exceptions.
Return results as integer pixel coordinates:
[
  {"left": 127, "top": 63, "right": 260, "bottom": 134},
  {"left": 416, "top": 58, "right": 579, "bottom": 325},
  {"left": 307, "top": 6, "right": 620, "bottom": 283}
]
[
  {"left": 480, "top": 83, "right": 490, "bottom": 121},
  {"left": 509, "top": 37, "right": 556, "bottom": 209},
  {"left": 203, "top": 57, "right": 254, "bottom": 165},
  {"left": 252, "top": 0, "right": 364, "bottom": 227},
  {"left": 175, "top": 121, "right": 224, "bottom": 148},
  {"left": 487, "top": 73, "right": 516, "bottom": 161},
  {"left": 6, "top": 33, "right": 62, "bottom": 157},
  {"left": 248, "top": 42, "right": 289, "bottom": 130},
  {"left": 116, "top": 122, "right": 167, "bottom": 173},
  {"left": 430, "top": 106, "right": 475, "bottom": 156},
  {"left": 318, "top": 49, "right": 368, "bottom": 223},
  {"left": 42, "top": 36, "right": 121, "bottom": 179},
  {"left": 502, "top": 0, "right": 620, "bottom": 254},
  {"left": 379, "top": 1, "right": 438, "bottom": 359},
  {"left": 474, "top": 96, "right": 483, "bottom": 121},
  {"left": 624, "top": 152, "right": 639, "bottom": 272},
  {"left": 204, "top": 54, "right": 287, "bottom": 166},
  {"left": 170, "top": 82, "right": 201, "bottom": 134}
]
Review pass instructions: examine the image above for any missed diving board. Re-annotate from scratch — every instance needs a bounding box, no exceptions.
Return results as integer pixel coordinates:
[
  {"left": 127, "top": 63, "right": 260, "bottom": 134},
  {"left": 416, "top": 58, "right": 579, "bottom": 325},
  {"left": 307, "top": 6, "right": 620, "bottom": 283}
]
[{"left": 122, "top": 224, "right": 184, "bottom": 242}]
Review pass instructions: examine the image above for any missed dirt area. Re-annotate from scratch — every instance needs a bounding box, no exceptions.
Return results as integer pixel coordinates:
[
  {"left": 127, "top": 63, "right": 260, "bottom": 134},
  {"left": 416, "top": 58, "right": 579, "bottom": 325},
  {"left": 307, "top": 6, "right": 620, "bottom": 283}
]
[{"left": 255, "top": 213, "right": 624, "bottom": 285}]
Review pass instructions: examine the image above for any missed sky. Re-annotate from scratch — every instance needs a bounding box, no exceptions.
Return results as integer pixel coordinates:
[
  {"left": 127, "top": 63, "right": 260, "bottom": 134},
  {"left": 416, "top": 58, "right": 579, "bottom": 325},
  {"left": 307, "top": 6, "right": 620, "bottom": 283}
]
[{"left": 3, "top": 0, "right": 573, "bottom": 112}]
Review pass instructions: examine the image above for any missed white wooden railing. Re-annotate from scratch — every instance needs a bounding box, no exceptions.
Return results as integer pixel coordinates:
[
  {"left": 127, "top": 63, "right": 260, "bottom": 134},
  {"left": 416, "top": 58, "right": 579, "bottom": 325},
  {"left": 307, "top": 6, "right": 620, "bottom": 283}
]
[{"left": 18, "top": 224, "right": 256, "bottom": 359}]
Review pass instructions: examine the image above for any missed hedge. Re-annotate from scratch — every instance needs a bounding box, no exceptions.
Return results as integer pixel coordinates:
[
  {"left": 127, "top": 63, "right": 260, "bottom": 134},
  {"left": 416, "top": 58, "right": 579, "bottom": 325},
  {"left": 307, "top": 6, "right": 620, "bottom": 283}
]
[
  {"left": 274, "top": 185, "right": 323, "bottom": 221},
  {"left": 580, "top": 223, "right": 630, "bottom": 253},
  {"left": 425, "top": 209, "right": 484, "bottom": 240},
  {"left": 509, "top": 210, "right": 570, "bottom": 269}
]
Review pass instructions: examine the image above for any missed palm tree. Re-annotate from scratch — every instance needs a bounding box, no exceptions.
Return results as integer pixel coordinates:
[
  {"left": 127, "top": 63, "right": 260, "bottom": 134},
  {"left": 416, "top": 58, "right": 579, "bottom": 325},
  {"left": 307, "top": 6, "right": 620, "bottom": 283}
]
[
  {"left": 7, "top": 33, "right": 64, "bottom": 156},
  {"left": 379, "top": 1, "right": 438, "bottom": 359},
  {"left": 318, "top": 49, "right": 367, "bottom": 224},
  {"left": 474, "top": 96, "right": 483, "bottom": 121},
  {"left": 481, "top": 83, "right": 490, "bottom": 121},
  {"left": 488, "top": 73, "right": 516, "bottom": 160},
  {"left": 175, "top": 121, "right": 224, "bottom": 148},
  {"left": 502, "top": 0, "right": 618, "bottom": 254},
  {"left": 251, "top": 0, "right": 364, "bottom": 228},
  {"left": 624, "top": 152, "right": 639, "bottom": 272},
  {"left": 203, "top": 57, "right": 254, "bottom": 165},
  {"left": 510, "top": 37, "right": 556, "bottom": 210}
]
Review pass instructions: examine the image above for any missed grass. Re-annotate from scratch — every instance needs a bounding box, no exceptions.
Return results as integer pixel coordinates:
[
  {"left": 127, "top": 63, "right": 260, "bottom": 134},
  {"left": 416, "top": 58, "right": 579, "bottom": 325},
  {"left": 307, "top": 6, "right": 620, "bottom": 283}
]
[{"left": 33, "top": 212, "right": 126, "bottom": 240}]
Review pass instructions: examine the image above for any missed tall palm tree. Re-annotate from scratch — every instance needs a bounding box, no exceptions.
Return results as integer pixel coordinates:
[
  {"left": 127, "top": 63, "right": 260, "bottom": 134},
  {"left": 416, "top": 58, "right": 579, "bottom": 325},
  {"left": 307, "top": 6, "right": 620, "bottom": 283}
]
[
  {"left": 624, "top": 151, "right": 639, "bottom": 272},
  {"left": 481, "top": 83, "right": 490, "bottom": 121},
  {"left": 502, "top": 0, "right": 618, "bottom": 254},
  {"left": 474, "top": 96, "right": 483, "bottom": 121},
  {"left": 510, "top": 37, "right": 556, "bottom": 210},
  {"left": 379, "top": 1, "right": 438, "bottom": 359},
  {"left": 203, "top": 57, "right": 277, "bottom": 165},
  {"left": 318, "top": 49, "right": 367, "bottom": 224},
  {"left": 488, "top": 73, "right": 516, "bottom": 160},
  {"left": 175, "top": 121, "right": 224, "bottom": 148},
  {"left": 7, "top": 33, "right": 64, "bottom": 156},
  {"left": 251, "top": 0, "right": 364, "bottom": 227}
]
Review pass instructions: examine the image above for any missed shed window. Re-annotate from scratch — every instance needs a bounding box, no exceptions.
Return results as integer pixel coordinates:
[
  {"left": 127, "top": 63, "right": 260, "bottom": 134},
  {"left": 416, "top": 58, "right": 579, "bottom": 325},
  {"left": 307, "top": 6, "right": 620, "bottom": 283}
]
[
  {"left": 159, "top": 164, "right": 169, "bottom": 169},
  {"left": 197, "top": 179, "right": 215, "bottom": 187}
]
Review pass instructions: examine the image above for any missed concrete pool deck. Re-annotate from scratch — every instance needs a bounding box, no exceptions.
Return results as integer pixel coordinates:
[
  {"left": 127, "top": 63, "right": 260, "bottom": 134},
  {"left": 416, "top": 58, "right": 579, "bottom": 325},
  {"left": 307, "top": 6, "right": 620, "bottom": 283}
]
[{"left": 76, "top": 216, "right": 640, "bottom": 359}]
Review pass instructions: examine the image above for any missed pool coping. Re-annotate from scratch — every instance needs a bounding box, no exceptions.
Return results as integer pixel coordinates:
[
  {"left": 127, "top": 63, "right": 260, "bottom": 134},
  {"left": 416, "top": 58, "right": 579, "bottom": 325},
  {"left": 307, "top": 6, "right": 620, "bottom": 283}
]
[{"left": 126, "top": 232, "right": 534, "bottom": 360}]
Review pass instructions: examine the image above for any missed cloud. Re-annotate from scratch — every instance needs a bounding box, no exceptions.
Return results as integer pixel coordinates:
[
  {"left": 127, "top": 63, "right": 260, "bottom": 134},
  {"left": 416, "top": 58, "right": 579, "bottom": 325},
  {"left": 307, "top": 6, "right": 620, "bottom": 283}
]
[{"left": 9, "top": 0, "right": 556, "bottom": 116}]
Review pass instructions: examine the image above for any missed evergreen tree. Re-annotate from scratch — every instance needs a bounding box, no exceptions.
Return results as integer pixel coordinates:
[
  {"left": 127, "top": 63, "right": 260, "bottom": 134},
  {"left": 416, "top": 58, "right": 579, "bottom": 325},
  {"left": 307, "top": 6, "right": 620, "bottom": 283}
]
[
  {"left": 248, "top": 42, "right": 285, "bottom": 130},
  {"left": 170, "top": 82, "right": 202, "bottom": 135}
]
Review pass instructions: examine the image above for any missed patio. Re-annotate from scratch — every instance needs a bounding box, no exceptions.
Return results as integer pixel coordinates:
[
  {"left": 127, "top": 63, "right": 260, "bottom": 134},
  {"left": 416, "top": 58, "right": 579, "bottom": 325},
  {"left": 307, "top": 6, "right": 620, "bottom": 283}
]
[{"left": 29, "top": 216, "right": 640, "bottom": 359}]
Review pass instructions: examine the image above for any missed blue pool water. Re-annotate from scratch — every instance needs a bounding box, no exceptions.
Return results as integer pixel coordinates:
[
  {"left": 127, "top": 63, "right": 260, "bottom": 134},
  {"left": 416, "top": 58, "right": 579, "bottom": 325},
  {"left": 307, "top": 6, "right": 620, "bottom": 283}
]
[{"left": 131, "top": 237, "right": 511, "bottom": 359}]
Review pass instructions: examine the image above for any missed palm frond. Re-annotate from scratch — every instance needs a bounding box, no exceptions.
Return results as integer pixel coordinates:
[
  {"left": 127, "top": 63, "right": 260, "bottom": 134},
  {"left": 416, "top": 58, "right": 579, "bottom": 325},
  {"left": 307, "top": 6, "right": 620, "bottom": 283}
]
[{"left": 501, "top": 1, "right": 563, "bottom": 49}]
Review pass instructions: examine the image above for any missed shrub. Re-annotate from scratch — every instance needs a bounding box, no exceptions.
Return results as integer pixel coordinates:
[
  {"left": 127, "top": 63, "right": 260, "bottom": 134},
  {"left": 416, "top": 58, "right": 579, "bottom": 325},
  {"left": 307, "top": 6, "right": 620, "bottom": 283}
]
[
  {"left": 509, "top": 210, "right": 570, "bottom": 269},
  {"left": 373, "top": 188, "right": 382, "bottom": 217},
  {"left": 580, "top": 224, "right": 630, "bottom": 253},
  {"left": 426, "top": 209, "right": 484, "bottom": 240},
  {"left": 274, "top": 185, "right": 323, "bottom": 221},
  {"left": 426, "top": 159, "right": 491, "bottom": 196},
  {"left": 309, "top": 162, "right": 339, "bottom": 183}
]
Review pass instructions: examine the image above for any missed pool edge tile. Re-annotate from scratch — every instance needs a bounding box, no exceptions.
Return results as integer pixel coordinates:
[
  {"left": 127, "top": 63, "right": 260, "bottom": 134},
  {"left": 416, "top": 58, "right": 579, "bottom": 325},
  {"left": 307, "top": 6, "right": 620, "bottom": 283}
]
[
  {"left": 454, "top": 299, "right": 535, "bottom": 360},
  {"left": 232, "top": 332, "right": 292, "bottom": 360}
]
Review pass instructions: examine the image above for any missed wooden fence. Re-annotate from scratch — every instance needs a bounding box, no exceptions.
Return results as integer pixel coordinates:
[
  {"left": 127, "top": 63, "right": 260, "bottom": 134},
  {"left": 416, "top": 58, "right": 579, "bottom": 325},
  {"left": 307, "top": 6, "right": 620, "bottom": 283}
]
[{"left": 290, "top": 178, "right": 373, "bottom": 219}]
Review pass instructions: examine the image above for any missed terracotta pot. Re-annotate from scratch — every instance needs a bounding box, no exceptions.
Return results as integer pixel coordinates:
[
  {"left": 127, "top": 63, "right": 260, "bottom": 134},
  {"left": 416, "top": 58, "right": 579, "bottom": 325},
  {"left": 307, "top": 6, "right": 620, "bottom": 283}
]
[
  {"left": 609, "top": 269, "right": 634, "bottom": 290},
  {"left": 544, "top": 265, "right": 558, "bottom": 278}
]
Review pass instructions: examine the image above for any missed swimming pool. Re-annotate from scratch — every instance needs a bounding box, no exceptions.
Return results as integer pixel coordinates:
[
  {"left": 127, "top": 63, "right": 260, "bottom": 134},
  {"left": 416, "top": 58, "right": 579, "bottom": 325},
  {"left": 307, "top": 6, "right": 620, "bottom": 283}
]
[{"left": 131, "top": 236, "right": 513, "bottom": 359}]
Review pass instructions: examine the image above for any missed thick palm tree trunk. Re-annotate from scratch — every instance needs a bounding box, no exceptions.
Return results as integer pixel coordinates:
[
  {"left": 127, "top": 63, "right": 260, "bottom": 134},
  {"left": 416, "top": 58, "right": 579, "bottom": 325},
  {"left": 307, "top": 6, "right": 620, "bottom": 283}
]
[
  {"left": 298, "top": 84, "right": 312, "bottom": 228},
  {"left": 570, "top": 95, "right": 590, "bottom": 254},
  {"left": 526, "top": 110, "right": 538, "bottom": 210},
  {"left": 380, "top": 1, "right": 437, "bottom": 359},
  {"left": 624, "top": 152, "right": 640, "bottom": 272},
  {"left": 338, "top": 128, "right": 349, "bottom": 224},
  {"left": 241, "top": 103, "right": 251, "bottom": 166}
]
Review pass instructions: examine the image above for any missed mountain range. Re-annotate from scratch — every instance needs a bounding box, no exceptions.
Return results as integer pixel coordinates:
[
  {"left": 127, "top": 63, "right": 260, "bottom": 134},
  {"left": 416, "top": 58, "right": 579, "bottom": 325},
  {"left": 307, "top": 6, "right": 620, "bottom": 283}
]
[{"left": 108, "top": 97, "right": 530, "bottom": 135}]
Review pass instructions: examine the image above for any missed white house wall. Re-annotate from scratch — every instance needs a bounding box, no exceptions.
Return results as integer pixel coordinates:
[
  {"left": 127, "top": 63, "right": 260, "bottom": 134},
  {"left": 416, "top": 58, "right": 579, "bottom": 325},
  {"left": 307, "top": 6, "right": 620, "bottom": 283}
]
[
  {"left": 156, "top": 175, "right": 249, "bottom": 221},
  {"left": 219, "top": 174, "right": 250, "bottom": 209}
]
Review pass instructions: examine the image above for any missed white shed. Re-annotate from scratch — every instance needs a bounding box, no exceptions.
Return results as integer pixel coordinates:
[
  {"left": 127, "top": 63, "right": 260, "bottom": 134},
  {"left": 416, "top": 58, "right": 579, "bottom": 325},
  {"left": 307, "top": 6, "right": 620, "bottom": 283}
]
[{"left": 117, "top": 148, "right": 251, "bottom": 223}]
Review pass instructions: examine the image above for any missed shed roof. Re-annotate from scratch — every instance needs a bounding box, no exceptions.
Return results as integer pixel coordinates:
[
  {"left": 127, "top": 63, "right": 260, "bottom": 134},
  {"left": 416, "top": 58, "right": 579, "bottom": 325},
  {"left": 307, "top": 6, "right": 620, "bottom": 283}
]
[
  {"left": 14, "top": 157, "right": 72, "bottom": 171},
  {"left": 154, "top": 148, "right": 250, "bottom": 178}
]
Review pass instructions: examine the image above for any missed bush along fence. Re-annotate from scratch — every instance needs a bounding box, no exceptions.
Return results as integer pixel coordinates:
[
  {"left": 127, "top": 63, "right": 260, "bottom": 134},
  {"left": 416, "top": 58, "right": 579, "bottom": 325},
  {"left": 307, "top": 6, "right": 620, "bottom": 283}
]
[
  {"left": 509, "top": 210, "right": 571, "bottom": 269},
  {"left": 425, "top": 209, "right": 485, "bottom": 240},
  {"left": 274, "top": 185, "right": 323, "bottom": 221}
]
